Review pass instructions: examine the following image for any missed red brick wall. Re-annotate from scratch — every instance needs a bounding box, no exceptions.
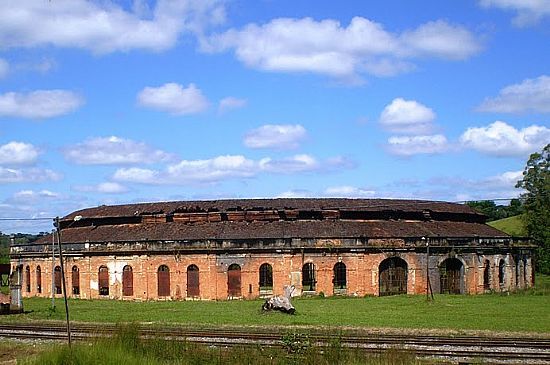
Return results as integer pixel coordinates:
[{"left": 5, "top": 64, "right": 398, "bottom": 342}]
[{"left": 17, "top": 250, "right": 530, "bottom": 300}]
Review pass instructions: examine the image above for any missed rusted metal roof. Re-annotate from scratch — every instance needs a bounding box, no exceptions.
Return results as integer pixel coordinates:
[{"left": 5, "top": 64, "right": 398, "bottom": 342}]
[
  {"left": 45, "top": 220, "right": 507, "bottom": 243},
  {"left": 63, "top": 198, "right": 482, "bottom": 220}
]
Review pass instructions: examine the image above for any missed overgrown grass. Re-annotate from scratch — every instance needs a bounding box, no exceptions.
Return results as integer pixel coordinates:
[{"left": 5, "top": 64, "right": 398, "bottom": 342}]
[
  {"left": 488, "top": 214, "right": 527, "bottom": 236},
  {"left": 21, "top": 323, "right": 428, "bottom": 365},
  {"left": 7, "top": 276, "right": 550, "bottom": 334}
]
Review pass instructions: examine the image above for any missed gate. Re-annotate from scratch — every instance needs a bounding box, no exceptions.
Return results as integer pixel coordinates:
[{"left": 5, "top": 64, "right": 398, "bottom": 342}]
[
  {"left": 379, "top": 257, "right": 407, "bottom": 296},
  {"left": 54, "top": 266, "right": 62, "bottom": 294},
  {"left": 98, "top": 266, "right": 109, "bottom": 295},
  {"left": 227, "top": 264, "right": 241, "bottom": 297},
  {"left": 187, "top": 265, "right": 200, "bottom": 297},
  {"left": 439, "top": 258, "right": 463, "bottom": 294}
]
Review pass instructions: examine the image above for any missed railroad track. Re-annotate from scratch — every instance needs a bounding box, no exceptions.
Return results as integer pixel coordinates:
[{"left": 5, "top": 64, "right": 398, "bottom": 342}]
[{"left": 1, "top": 323, "right": 549, "bottom": 364}]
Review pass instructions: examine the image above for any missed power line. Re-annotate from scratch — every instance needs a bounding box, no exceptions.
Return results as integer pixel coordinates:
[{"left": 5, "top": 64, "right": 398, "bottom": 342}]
[{"left": 0, "top": 217, "right": 55, "bottom": 221}]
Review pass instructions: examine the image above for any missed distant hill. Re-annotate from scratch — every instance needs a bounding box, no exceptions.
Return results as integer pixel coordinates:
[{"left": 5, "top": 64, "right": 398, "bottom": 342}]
[{"left": 488, "top": 215, "right": 528, "bottom": 237}]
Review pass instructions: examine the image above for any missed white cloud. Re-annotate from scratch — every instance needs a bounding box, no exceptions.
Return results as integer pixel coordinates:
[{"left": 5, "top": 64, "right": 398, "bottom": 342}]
[
  {"left": 0, "top": 0, "right": 225, "bottom": 54},
  {"left": 113, "top": 153, "right": 353, "bottom": 185},
  {"left": 0, "top": 141, "right": 40, "bottom": 165},
  {"left": 400, "top": 20, "right": 482, "bottom": 60},
  {"left": 387, "top": 135, "right": 448, "bottom": 156},
  {"left": 482, "top": 170, "right": 524, "bottom": 188},
  {"left": 113, "top": 155, "right": 256, "bottom": 184},
  {"left": 218, "top": 97, "right": 247, "bottom": 113},
  {"left": 379, "top": 98, "right": 436, "bottom": 134},
  {"left": 73, "top": 182, "right": 129, "bottom": 194},
  {"left": 276, "top": 190, "right": 313, "bottom": 198},
  {"left": 479, "top": 0, "right": 550, "bottom": 26},
  {"left": 0, "top": 90, "right": 83, "bottom": 119},
  {"left": 10, "top": 190, "right": 59, "bottom": 203},
  {"left": 204, "top": 17, "right": 481, "bottom": 79},
  {"left": 324, "top": 186, "right": 376, "bottom": 198},
  {"left": 244, "top": 124, "right": 307, "bottom": 149},
  {"left": 0, "top": 167, "right": 61, "bottom": 183},
  {"left": 460, "top": 121, "right": 550, "bottom": 156},
  {"left": 0, "top": 58, "right": 8, "bottom": 78},
  {"left": 137, "top": 83, "right": 209, "bottom": 115},
  {"left": 477, "top": 75, "right": 550, "bottom": 113},
  {"left": 63, "top": 136, "right": 175, "bottom": 165}
]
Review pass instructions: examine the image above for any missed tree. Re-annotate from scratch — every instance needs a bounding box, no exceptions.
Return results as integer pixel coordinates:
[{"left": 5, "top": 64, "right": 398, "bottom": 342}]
[{"left": 516, "top": 144, "right": 550, "bottom": 274}]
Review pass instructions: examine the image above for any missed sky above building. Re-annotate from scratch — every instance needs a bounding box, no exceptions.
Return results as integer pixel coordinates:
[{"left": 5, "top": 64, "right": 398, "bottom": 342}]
[{"left": 1, "top": 0, "right": 549, "bottom": 233}]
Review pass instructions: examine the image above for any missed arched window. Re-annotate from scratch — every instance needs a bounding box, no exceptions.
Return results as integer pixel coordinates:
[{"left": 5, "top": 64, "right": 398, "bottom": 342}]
[
  {"left": 333, "top": 262, "right": 347, "bottom": 290},
  {"left": 158, "top": 265, "right": 170, "bottom": 297},
  {"left": 498, "top": 259, "right": 505, "bottom": 287},
  {"left": 36, "top": 266, "right": 42, "bottom": 294},
  {"left": 54, "top": 266, "right": 62, "bottom": 294},
  {"left": 98, "top": 266, "right": 109, "bottom": 296},
  {"left": 122, "top": 265, "right": 133, "bottom": 296},
  {"left": 302, "top": 262, "right": 316, "bottom": 292},
  {"left": 25, "top": 266, "right": 31, "bottom": 292},
  {"left": 379, "top": 257, "right": 408, "bottom": 296},
  {"left": 187, "top": 265, "right": 199, "bottom": 298},
  {"left": 483, "top": 260, "right": 491, "bottom": 291},
  {"left": 227, "top": 264, "right": 241, "bottom": 297},
  {"left": 439, "top": 258, "right": 463, "bottom": 294},
  {"left": 72, "top": 266, "right": 80, "bottom": 295},
  {"left": 259, "top": 263, "right": 273, "bottom": 291}
]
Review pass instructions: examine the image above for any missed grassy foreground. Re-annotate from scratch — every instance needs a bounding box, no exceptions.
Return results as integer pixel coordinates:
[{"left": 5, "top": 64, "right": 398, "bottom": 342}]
[
  {"left": 19, "top": 324, "right": 426, "bottom": 365},
  {"left": 7, "top": 276, "right": 550, "bottom": 334}
]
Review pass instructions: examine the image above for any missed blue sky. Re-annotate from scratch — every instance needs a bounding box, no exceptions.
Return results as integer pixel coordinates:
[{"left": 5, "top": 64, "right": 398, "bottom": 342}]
[{"left": 1, "top": 0, "right": 549, "bottom": 233}]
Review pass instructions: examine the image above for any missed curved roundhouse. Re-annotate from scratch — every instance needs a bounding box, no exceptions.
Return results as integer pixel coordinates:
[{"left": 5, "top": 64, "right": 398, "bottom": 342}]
[{"left": 11, "top": 198, "right": 534, "bottom": 300}]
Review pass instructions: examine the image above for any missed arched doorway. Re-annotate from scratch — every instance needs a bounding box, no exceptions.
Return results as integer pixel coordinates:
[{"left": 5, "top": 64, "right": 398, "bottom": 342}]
[
  {"left": 302, "top": 262, "right": 316, "bottom": 292},
  {"left": 498, "top": 259, "right": 505, "bottom": 289},
  {"left": 71, "top": 266, "right": 80, "bottom": 295},
  {"left": 36, "top": 266, "right": 42, "bottom": 293},
  {"left": 379, "top": 257, "right": 408, "bottom": 296},
  {"left": 25, "top": 266, "right": 31, "bottom": 292},
  {"left": 227, "top": 264, "right": 241, "bottom": 297},
  {"left": 98, "top": 266, "right": 109, "bottom": 296},
  {"left": 122, "top": 265, "right": 133, "bottom": 296},
  {"left": 187, "top": 265, "right": 200, "bottom": 298},
  {"left": 54, "top": 266, "right": 62, "bottom": 294},
  {"left": 158, "top": 265, "right": 170, "bottom": 297},
  {"left": 333, "top": 262, "right": 347, "bottom": 291},
  {"left": 259, "top": 263, "right": 273, "bottom": 292},
  {"left": 439, "top": 258, "right": 463, "bottom": 294}
]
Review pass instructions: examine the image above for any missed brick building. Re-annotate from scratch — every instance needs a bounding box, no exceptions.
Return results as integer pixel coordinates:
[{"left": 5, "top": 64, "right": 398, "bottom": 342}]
[{"left": 11, "top": 198, "right": 534, "bottom": 300}]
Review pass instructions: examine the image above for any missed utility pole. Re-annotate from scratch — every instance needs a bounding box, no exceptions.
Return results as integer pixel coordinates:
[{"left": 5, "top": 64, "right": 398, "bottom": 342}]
[
  {"left": 54, "top": 217, "right": 71, "bottom": 346},
  {"left": 425, "top": 237, "right": 434, "bottom": 301},
  {"left": 51, "top": 229, "right": 56, "bottom": 310}
]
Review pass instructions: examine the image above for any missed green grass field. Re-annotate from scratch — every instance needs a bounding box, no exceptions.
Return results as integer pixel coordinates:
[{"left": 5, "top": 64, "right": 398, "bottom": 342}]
[
  {"left": 488, "top": 214, "right": 528, "bottom": 236},
  {"left": 6, "top": 275, "right": 550, "bottom": 334}
]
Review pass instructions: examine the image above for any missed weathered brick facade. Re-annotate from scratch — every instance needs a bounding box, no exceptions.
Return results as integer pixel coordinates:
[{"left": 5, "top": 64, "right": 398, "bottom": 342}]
[{"left": 11, "top": 198, "right": 535, "bottom": 300}]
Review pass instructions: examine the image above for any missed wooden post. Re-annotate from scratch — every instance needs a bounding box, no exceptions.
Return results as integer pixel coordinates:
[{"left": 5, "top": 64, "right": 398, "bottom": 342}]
[{"left": 55, "top": 217, "right": 71, "bottom": 346}]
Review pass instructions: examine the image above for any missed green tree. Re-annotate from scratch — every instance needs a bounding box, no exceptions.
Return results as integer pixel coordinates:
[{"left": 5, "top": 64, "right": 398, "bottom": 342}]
[{"left": 516, "top": 144, "right": 550, "bottom": 274}]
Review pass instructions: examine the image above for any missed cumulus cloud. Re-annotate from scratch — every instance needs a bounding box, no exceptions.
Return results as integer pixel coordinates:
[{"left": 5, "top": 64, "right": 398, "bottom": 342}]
[
  {"left": 73, "top": 182, "right": 129, "bottom": 194},
  {"left": 0, "top": 141, "right": 40, "bottom": 165},
  {"left": 460, "top": 121, "right": 550, "bottom": 156},
  {"left": 479, "top": 0, "right": 550, "bottom": 26},
  {"left": 477, "top": 75, "right": 550, "bottom": 113},
  {"left": 0, "top": 58, "right": 8, "bottom": 78},
  {"left": 324, "top": 186, "right": 376, "bottom": 198},
  {"left": 137, "top": 83, "right": 209, "bottom": 115},
  {"left": 113, "top": 153, "right": 353, "bottom": 184},
  {"left": 63, "top": 136, "right": 174, "bottom": 165},
  {"left": 0, "top": 0, "right": 225, "bottom": 54},
  {"left": 218, "top": 97, "right": 247, "bottom": 113},
  {"left": 379, "top": 98, "right": 436, "bottom": 134},
  {"left": 204, "top": 17, "right": 481, "bottom": 79},
  {"left": 244, "top": 124, "right": 307, "bottom": 149},
  {"left": 0, "top": 90, "right": 83, "bottom": 119},
  {"left": 0, "top": 167, "right": 61, "bottom": 183},
  {"left": 387, "top": 135, "right": 448, "bottom": 156}
]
